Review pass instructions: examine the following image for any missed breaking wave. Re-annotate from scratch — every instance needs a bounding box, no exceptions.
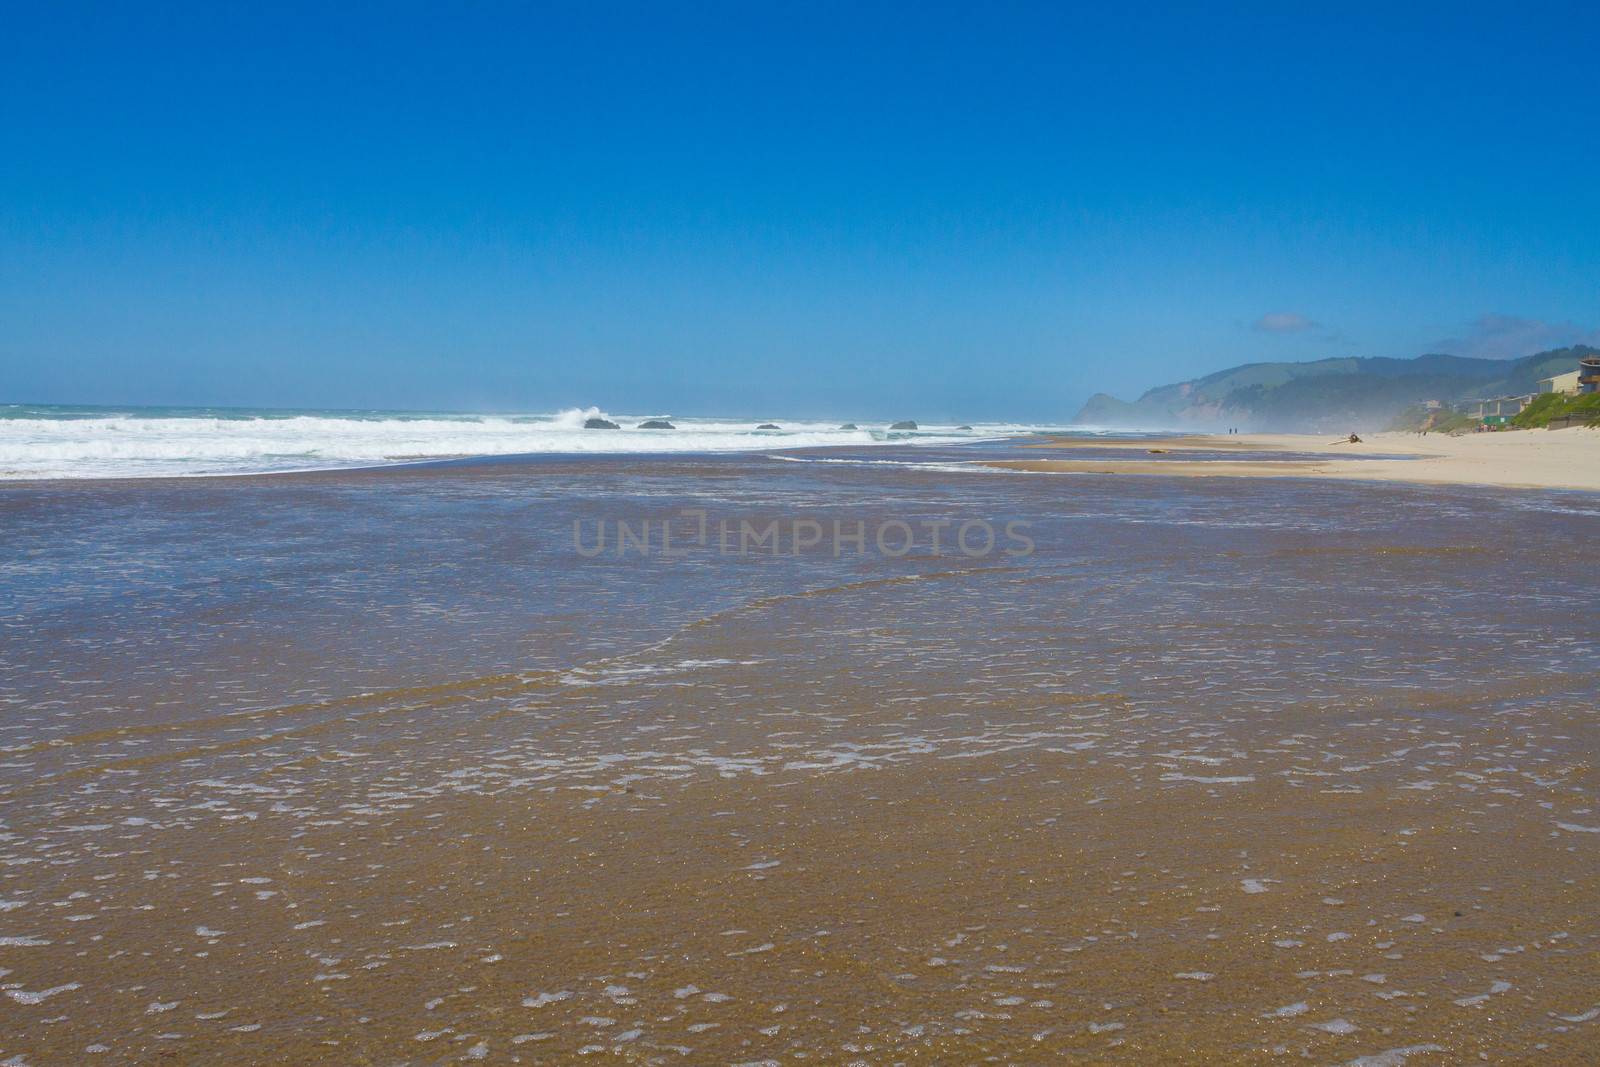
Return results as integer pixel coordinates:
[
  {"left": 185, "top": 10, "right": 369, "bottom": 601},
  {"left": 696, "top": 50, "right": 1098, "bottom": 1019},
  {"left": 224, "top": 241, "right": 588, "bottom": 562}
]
[{"left": 0, "top": 405, "right": 1041, "bottom": 479}]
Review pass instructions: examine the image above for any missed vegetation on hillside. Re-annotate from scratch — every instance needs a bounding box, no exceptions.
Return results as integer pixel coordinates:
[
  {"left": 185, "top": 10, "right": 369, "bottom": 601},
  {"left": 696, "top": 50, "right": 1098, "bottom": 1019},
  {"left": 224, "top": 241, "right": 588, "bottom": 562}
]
[
  {"left": 1511, "top": 391, "right": 1600, "bottom": 429},
  {"left": 1387, "top": 406, "right": 1477, "bottom": 433}
]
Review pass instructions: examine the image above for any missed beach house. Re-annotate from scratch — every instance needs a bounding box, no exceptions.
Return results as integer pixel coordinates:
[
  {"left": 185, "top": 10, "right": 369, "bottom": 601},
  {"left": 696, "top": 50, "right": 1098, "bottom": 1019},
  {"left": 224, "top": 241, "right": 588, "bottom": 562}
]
[
  {"left": 1580, "top": 355, "right": 1600, "bottom": 394},
  {"left": 1538, "top": 370, "right": 1582, "bottom": 395}
]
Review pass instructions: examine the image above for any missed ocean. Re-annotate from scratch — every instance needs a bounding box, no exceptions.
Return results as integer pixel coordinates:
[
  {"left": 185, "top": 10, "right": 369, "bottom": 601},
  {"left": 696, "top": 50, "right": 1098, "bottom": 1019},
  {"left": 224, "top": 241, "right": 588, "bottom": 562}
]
[{"left": 0, "top": 403, "right": 1060, "bottom": 479}]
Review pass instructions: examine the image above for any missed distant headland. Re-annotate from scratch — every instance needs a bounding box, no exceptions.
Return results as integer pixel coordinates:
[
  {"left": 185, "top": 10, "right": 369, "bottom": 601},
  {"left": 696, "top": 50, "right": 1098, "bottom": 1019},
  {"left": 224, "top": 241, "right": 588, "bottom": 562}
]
[{"left": 1075, "top": 345, "right": 1600, "bottom": 432}]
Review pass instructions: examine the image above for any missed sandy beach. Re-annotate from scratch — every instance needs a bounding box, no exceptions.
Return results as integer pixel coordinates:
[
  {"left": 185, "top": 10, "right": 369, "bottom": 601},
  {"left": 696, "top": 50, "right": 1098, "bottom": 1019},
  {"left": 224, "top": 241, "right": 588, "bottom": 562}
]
[
  {"left": 9, "top": 5, "right": 1600, "bottom": 1063},
  {"left": 992, "top": 428, "right": 1600, "bottom": 492},
  {"left": 4, "top": 448, "right": 1599, "bottom": 1063}
]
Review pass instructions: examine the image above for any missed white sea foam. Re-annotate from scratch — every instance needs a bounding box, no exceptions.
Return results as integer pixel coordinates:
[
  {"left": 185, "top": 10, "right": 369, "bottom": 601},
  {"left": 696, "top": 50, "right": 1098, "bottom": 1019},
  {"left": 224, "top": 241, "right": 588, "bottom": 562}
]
[
  {"left": 1310, "top": 1018, "right": 1359, "bottom": 1034},
  {"left": 1341, "top": 1046, "right": 1444, "bottom": 1066},
  {"left": 7, "top": 981, "right": 81, "bottom": 1004},
  {"left": 0, "top": 406, "right": 1048, "bottom": 479}
]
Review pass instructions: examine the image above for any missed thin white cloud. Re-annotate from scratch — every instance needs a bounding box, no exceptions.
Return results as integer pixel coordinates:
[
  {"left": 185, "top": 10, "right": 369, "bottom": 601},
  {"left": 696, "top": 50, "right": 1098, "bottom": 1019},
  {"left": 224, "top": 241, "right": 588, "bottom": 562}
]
[
  {"left": 1435, "top": 313, "right": 1600, "bottom": 360},
  {"left": 1253, "top": 312, "right": 1318, "bottom": 334}
]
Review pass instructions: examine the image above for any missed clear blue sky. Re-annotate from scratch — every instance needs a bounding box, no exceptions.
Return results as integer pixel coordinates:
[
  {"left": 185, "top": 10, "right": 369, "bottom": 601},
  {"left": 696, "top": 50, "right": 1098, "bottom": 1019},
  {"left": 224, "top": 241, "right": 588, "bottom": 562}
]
[{"left": 3, "top": 2, "right": 1597, "bottom": 418}]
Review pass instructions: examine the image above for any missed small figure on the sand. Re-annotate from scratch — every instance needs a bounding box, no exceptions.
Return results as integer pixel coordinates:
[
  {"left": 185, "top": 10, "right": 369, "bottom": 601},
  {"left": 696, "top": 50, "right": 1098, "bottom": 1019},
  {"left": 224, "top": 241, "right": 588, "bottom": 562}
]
[{"left": 1348, "top": 433, "right": 1362, "bottom": 444}]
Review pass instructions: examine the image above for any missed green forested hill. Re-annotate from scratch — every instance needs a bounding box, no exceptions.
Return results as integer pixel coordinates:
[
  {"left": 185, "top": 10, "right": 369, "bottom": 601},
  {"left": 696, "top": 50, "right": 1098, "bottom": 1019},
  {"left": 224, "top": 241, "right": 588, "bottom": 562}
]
[{"left": 1073, "top": 346, "right": 1597, "bottom": 431}]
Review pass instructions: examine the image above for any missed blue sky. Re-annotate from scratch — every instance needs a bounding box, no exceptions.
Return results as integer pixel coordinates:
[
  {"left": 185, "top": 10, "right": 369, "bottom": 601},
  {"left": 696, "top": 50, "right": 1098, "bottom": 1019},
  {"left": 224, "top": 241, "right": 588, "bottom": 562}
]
[{"left": 3, "top": 2, "right": 1597, "bottom": 418}]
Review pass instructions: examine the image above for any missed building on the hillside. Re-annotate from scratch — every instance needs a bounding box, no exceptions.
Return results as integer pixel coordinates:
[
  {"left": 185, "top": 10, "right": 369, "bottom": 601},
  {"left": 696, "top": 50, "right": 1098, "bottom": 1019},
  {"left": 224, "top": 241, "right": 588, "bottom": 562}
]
[
  {"left": 1538, "top": 370, "right": 1582, "bottom": 395},
  {"left": 1469, "top": 394, "right": 1534, "bottom": 426},
  {"left": 1465, "top": 396, "right": 1529, "bottom": 422},
  {"left": 1581, "top": 356, "right": 1600, "bottom": 395},
  {"left": 1422, "top": 399, "right": 1442, "bottom": 410}
]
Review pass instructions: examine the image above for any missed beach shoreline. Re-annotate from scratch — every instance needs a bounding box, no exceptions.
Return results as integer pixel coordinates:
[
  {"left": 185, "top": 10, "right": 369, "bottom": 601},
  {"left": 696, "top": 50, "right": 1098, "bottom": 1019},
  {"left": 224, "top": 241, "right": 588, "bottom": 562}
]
[
  {"left": 4, "top": 442, "right": 1599, "bottom": 1062},
  {"left": 988, "top": 427, "right": 1600, "bottom": 492}
]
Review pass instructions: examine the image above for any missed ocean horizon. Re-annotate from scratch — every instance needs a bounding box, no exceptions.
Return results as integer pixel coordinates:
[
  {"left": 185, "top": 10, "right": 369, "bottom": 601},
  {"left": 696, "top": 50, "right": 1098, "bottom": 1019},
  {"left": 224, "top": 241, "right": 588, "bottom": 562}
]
[{"left": 0, "top": 402, "right": 1100, "bottom": 480}]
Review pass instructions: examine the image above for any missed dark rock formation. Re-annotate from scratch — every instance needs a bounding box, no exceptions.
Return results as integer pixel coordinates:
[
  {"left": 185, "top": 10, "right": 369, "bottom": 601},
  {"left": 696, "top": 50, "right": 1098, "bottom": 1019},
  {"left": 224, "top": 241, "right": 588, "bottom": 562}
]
[
  {"left": 889, "top": 420, "right": 918, "bottom": 430},
  {"left": 637, "top": 419, "right": 675, "bottom": 429},
  {"left": 584, "top": 417, "right": 620, "bottom": 430}
]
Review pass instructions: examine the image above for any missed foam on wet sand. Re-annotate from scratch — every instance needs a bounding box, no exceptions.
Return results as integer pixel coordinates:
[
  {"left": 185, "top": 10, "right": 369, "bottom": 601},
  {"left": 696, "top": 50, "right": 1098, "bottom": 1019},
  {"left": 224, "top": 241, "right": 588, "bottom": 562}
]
[{"left": 0, "top": 442, "right": 1595, "bottom": 1062}]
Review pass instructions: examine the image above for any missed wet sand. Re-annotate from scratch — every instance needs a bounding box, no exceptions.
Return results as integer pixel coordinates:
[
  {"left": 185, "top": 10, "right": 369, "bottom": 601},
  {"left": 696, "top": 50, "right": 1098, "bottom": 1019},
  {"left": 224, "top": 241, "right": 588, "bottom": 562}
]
[
  {"left": 2, "top": 448, "right": 1598, "bottom": 1063},
  {"left": 995, "top": 428, "right": 1600, "bottom": 492}
]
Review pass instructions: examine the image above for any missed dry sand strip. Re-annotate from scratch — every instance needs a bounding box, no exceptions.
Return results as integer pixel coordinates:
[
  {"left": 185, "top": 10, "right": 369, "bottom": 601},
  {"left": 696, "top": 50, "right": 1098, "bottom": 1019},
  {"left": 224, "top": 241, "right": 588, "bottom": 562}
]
[{"left": 986, "top": 428, "right": 1600, "bottom": 492}]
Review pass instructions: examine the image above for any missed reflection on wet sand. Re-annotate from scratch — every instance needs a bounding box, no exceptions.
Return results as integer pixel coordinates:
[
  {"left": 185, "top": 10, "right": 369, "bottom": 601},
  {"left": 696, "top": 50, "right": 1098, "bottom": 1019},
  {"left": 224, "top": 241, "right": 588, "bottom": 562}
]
[{"left": 1, "top": 446, "right": 1597, "bottom": 1062}]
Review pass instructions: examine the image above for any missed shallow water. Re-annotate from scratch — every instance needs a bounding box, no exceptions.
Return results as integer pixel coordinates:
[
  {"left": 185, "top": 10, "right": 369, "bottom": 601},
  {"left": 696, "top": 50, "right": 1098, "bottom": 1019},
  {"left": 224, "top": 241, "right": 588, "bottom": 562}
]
[{"left": 1, "top": 441, "right": 1597, "bottom": 1063}]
